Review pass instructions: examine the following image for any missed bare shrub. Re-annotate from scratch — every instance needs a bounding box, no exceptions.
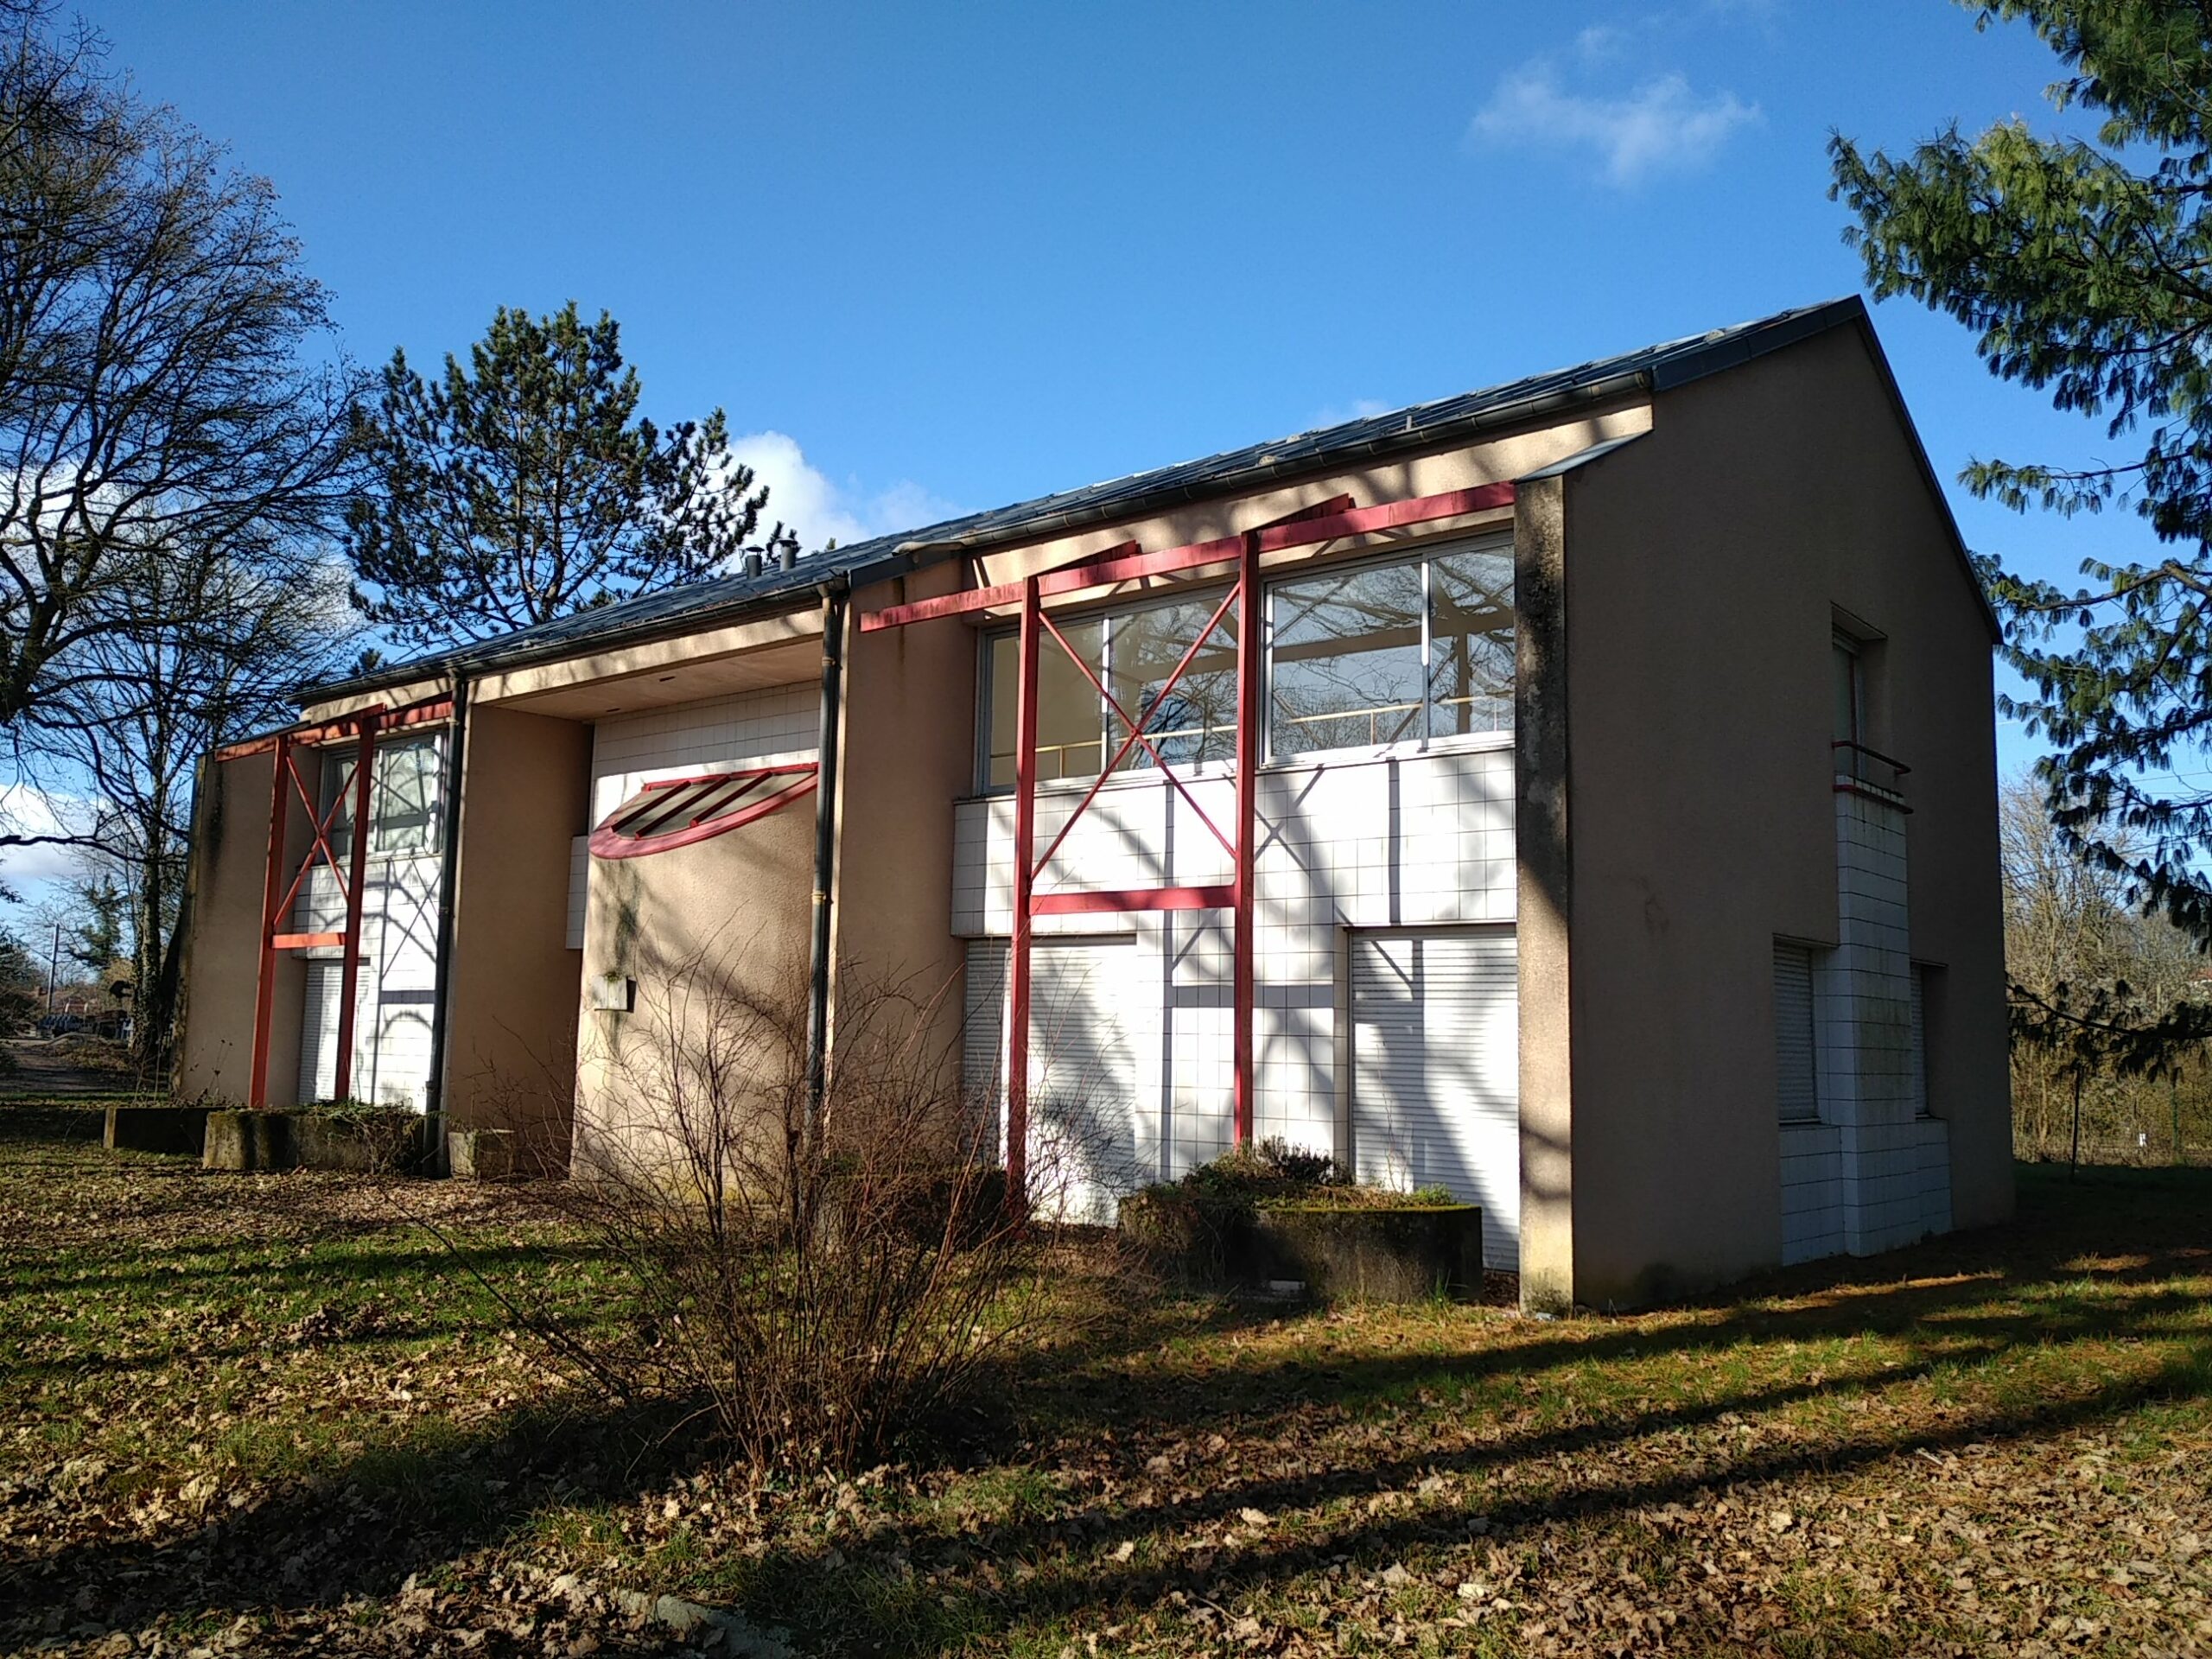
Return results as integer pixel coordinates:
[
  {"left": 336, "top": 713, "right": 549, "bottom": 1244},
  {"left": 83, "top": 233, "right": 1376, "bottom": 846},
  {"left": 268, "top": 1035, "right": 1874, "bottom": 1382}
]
[{"left": 474, "top": 942, "right": 1110, "bottom": 1476}]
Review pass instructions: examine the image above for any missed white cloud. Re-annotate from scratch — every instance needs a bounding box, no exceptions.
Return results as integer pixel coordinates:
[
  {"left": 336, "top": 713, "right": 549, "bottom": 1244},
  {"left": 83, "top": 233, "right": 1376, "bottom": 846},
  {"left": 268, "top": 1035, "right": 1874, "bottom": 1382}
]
[
  {"left": 1309, "top": 397, "right": 1393, "bottom": 430},
  {"left": 0, "top": 783, "right": 94, "bottom": 887},
  {"left": 723, "top": 432, "right": 960, "bottom": 556},
  {"left": 1468, "top": 63, "right": 1761, "bottom": 187},
  {"left": 1574, "top": 23, "right": 1626, "bottom": 60}
]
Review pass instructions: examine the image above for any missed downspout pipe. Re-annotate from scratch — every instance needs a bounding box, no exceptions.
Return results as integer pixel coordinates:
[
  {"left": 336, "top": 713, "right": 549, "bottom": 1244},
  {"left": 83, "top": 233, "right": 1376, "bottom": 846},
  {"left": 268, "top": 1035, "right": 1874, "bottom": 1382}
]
[
  {"left": 804, "top": 581, "right": 849, "bottom": 1137},
  {"left": 423, "top": 673, "right": 471, "bottom": 1173}
]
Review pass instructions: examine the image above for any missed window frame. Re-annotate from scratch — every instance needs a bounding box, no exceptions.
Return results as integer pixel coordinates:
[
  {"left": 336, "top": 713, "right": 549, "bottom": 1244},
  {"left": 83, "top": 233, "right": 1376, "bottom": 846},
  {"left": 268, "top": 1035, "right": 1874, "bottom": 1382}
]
[
  {"left": 316, "top": 732, "right": 446, "bottom": 862},
  {"left": 1267, "top": 533, "right": 1515, "bottom": 763},
  {"left": 974, "top": 532, "right": 1515, "bottom": 793}
]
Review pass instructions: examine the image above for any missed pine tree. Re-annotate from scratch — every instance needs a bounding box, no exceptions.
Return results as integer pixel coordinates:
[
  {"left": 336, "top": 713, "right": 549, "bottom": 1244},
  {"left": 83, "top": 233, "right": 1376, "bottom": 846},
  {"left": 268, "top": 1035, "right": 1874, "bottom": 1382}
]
[
  {"left": 1833, "top": 3, "right": 2212, "bottom": 945},
  {"left": 346, "top": 302, "right": 794, "bottom": 650},
  {"left": 1832, "top": 2, "right": 2212, "bottom": 1075}
]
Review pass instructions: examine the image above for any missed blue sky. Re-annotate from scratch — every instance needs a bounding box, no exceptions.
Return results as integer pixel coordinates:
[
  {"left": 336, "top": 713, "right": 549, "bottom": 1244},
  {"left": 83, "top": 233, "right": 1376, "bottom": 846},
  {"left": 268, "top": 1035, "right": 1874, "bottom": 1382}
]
[{"left": 1, "top": 0, "right": 2161, "bottom": 899}]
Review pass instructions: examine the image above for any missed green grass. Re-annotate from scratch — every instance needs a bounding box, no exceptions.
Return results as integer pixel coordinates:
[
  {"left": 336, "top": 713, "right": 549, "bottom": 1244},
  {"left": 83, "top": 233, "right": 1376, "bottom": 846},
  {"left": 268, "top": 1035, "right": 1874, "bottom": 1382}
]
[{"left": 1, "top": 1105, "right": 2208, "bottom": 1656}]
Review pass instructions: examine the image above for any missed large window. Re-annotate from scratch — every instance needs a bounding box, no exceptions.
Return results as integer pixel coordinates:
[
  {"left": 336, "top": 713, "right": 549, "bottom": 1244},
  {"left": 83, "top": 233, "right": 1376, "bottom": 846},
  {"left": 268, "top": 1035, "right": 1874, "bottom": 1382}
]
[
  {"left": 985, "top": 620, "right": 1104, "bottom": 788},
  {"left": 978, "top": 536, "right": 1512, "bottom": 789},
  {"left": 1107, "top": 597, "right": 1238, "bottom": 770},
  {"left": 1268, "top": 538, "right": 1512, "bottom": 759},
  {"left": 983, "top": 601, "right": 1236, "bottom": 789},
  {"left": 320, "top": 734, "right": 443, "bottom": 858}
]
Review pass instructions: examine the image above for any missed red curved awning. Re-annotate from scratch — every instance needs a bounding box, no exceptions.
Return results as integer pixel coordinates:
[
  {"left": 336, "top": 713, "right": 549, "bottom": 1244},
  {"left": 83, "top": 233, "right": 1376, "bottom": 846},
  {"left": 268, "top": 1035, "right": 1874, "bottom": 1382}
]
[{"left": 588, "top": 763, "right": 818, "bottom": 860}]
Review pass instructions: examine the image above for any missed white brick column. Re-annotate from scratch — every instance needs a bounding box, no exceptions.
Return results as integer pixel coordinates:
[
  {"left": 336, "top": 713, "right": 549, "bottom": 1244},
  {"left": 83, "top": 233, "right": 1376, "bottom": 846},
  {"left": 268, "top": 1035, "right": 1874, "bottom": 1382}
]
[{"left": 1811, "top": 780, "right": 1950, "bottom": 1255}]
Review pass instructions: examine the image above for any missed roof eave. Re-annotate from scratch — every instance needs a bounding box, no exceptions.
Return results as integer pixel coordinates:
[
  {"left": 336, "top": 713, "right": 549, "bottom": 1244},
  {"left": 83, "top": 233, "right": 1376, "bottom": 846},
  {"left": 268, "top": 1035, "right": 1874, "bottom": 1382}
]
[{"left": 299, "top": 366, "right": 1659, "bottom": 708}]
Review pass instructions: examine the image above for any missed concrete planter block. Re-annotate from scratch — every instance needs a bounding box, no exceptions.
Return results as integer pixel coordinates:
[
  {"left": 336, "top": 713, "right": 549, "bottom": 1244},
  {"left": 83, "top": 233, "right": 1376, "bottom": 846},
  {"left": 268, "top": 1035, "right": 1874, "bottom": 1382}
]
[
  {"left": 1122, "top": 1191, "right": 1484, "bottom": 1302},
  {"left": 203, "top": 1109, "right": 425, "bottom": 1173},
  {"left": 1251, "top": 1205, "right": 1484, "bottom": 1302},
  {"left": 448, "top": 1128, "right": 518, "bottom": 1182},
  {"left": 202, "top": 1109, "right": 296, "bottom": 1172},
  {"left": 105, "top": 1105, "right": 213, "bottom": 1156}
]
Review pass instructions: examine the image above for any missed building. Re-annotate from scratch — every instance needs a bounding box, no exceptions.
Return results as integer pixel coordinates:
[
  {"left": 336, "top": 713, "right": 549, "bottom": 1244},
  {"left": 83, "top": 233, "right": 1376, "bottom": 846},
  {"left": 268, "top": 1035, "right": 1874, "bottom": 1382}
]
[{"left": 176, "top": 296, "right": 2013, "bottom": 1310}]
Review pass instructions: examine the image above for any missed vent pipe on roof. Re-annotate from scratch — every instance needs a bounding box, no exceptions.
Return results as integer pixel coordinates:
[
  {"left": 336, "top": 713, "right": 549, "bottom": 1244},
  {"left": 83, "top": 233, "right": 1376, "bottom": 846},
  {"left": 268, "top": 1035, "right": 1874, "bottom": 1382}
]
[
  {"left": 742, "top": 550, "right": 763, "bottom": 578},
  {"left": 779, "top": 545, "right": 798, "bottom": 573}
]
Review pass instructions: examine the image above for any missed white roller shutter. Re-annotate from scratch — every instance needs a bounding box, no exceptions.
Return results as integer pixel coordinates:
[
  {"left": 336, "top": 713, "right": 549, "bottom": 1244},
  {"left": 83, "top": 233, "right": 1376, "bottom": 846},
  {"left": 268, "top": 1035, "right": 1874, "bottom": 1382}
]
[
  {"left": 298, "top": 961, "right": 342, "bottom": 1104},
  {"left": 1908, "top": 964, "right": 1929, "bottom": 1116},
  {"left": 1028, "top": 936, "right": 1141, "bottom": 1224},
  {"left": 1774, "top": 942, "right": 1818, "bottom": 1122},
  {"left": 1351, "top": 928, "right": 1518, "bottom": 1271},
  {"left": 963, "top": 939, "right": 1007, "bottom": 1162},
  {"left": 959, "top": 935, "right": 1145, "bottom": 1221}
]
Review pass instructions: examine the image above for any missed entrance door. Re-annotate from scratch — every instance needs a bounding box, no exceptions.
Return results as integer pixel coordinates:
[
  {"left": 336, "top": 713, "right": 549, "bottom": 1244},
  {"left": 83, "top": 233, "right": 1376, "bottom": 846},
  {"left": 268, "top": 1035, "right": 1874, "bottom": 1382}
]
[{"left": 1351, "top": 927, "right": 1520, "bottom": 1270}]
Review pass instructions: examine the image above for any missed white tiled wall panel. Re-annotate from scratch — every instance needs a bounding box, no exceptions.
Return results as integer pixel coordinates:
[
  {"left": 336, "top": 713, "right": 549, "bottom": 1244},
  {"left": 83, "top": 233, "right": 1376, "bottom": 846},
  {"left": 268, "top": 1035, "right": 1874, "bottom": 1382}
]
[
  {"left": 951, "top": 742, "right": 1518, "bottom": 1201},
  {"left": 589, "top": 684, "right": 817, "bottom": 823},
  {"left": 1783, "top": 789, "right": 1954, "bottom": 1263},
  {"left": 293, "top": 853, "right": 443, "bottom": 1110},
  {"left": 1779, "top": 1122, "right": 1844, "bottom": 1264}
]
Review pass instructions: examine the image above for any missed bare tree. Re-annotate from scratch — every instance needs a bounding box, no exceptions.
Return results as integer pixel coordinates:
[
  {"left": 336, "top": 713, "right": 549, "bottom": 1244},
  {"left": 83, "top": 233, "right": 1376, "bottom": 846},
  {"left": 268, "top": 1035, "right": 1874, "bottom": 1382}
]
[
  {"left": 0, "top": 2, "right": 359, "bottom": 744},
  {"left": 2000, "top": 773, "right": 2210, "bottom": 1163},
  {"left": 20, "top": 556, "right": 350, "bottom": 1071},
  {"left": 433, "top": 944, "right": 1116, "bottom": 1476}
]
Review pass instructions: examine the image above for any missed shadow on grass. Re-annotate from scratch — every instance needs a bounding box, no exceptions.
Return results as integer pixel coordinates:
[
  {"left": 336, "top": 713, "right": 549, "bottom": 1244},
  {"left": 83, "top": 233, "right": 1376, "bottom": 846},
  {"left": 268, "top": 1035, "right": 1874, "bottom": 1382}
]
[
  {"left": 718, "top": 1162, "right": 2212, "bottom": 1652},
  {"left": 3, "top": 1161, "right": 2206, "bottom": 1652},
  {"left": 0, "top": 1394, "right": 704, "bottom": 1643}
]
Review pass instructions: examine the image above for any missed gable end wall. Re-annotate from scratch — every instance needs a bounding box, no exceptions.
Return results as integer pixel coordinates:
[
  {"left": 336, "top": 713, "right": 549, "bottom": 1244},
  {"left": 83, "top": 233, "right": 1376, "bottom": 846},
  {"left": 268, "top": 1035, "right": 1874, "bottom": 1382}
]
[{"left": 1560, "top": 321, "right": 2012, "bottom": 1306}]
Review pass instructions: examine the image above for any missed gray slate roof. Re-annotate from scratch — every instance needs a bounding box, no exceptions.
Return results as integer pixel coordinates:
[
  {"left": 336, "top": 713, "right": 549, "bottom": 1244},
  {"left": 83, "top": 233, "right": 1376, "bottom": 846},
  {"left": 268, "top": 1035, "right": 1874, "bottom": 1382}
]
[{"left": 321, "top": 296, "right": 1872, "bottom": 699}]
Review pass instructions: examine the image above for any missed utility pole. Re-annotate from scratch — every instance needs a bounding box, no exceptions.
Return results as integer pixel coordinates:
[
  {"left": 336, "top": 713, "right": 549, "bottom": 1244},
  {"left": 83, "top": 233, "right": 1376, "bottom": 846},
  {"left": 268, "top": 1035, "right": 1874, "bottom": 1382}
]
[{"left": 45, "top": 921, "right": 60, "bottom": 1018}]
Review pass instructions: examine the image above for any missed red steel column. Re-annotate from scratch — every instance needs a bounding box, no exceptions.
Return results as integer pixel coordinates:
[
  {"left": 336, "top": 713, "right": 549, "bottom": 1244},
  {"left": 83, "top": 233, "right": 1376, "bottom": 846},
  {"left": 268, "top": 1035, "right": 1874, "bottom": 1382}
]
[
  {"left": 1007, "top": 575, "right": 1041, "bottom": 1208},
  {"left": 247, "top": 735, "right": 295, "bottom": 1107},
  {"left": 332, "top": 715, "right": 378, "bottom": 1103},
  {"left": 1232, "top": 531, "right": 1262, "bottom": 1145}
]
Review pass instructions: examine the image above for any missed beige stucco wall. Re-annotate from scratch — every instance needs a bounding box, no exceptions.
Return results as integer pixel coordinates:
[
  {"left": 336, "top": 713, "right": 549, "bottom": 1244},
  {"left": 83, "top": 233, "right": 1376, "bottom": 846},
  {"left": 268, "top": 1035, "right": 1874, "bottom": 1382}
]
[
  {"left": 176, "top": 749, "right": 304, "bottom": 1103},
  {"left": 830, "top": 561, "right": 976, "bottom": 1082},
  {"left": 441, "top": 705, "right": 592, "bottom": 1166},
  {"left": 1512, "top": 474, "right": 1576, "bottom": 1312},
  {"left": 573, "top": 786, "right": 817, "bottom": 1167},
  {"left": 1556, "top": 321, "right": 2010, "bottom": 1306}
]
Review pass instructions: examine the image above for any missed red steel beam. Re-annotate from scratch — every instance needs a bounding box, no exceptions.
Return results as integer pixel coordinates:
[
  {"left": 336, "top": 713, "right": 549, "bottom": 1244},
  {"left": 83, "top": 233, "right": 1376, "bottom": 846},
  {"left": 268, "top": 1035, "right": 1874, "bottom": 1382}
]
[
  {"left": 859, "top": 483, "right": 1515, "bottom": 632},
  {"left": 268, "top": 748, "right": 355, "bottom": 940},
  {"left": 1024, "top": 590, "right": 1240, "bottom": 886},
  {"left": 1032, "top": 885, "right": 1234, "bottom": 916},
  {"left": 1254, "top": 493, "right": 1354, "bottom": 529},
  {"left": 271, "top": 931, "right": 346, "bottom": 951},
  {"left": 248, "top": 734, "right": 294, "bottom": 1107},
  {"left": 213, "top": 696, "right": 454, "bottom": 762},
  {"left": 1232, "top": 529, "right": 1262, "bottom": 1147},
  {"left": 1006, "top": 575, "right": 1040, "bottom": 1212},
  {"left": 332, "top": 712, "right": 378, "bottom": 1103}
]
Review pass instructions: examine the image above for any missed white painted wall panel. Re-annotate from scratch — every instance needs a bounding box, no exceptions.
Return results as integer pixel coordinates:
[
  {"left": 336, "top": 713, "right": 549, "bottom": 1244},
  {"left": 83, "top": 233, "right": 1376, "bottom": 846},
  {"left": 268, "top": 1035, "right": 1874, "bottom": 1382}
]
[
  {"left": 589, "top": 684, "right": 817, "bottom": 824},
  {"left": 949, "top": 741, "right": 1517, "bottom": 1192},
  {"left": 567, "top": 836, "right": 589, "bottom": 950},
  {"left": 293, "top": 854, "right": 444, "bottom": 1109}
]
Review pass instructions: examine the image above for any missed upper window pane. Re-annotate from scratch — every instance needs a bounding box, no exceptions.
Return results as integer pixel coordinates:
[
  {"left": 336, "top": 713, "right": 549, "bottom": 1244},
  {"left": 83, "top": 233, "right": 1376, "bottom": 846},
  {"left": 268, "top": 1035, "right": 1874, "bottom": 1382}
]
[
  {"left": 1109, "top": 599, "right": 1237, "bottom": 771},
  {"left": 1832, "top": 638, "right": 1861, "bottom": 747},
  {"left": 986, "top": 622, "right": 1104, "bottom": 789},
  {"left": 318, "top": 734, "right": 442, "bottom": 858},
  {"left": 371, "top": 737, "right": 441, "bottom": 855},
  {"left": 1268, "top": 561, "right": 1424, "bottom": 758},
  {"left": 1427, "top": 547, "right": 1514, "bottom": 740}
]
